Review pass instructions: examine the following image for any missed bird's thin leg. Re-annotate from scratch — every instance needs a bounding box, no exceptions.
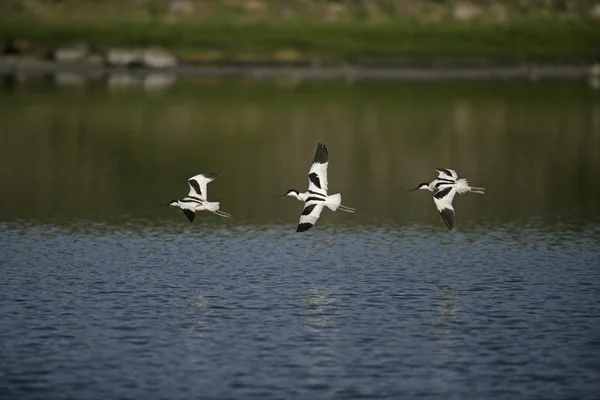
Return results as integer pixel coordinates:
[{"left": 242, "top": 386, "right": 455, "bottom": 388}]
[
  {"left": 213, "top": 210, "right": 232, "bottom": 218},
  {"left": 339, "top": 204, "right": 356, "bottom": 213}
]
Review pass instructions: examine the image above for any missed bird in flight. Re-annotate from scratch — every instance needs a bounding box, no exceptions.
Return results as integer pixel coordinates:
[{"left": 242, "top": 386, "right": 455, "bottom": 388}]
[
  {"left": 410, "top": 168, "right": 484, "bottom": 231},
  {"left": 277, "top": 143, "right": 355, "bottom": 232},
  {"left": 163, "top": 172, "right": 231, "bottom": 222}
]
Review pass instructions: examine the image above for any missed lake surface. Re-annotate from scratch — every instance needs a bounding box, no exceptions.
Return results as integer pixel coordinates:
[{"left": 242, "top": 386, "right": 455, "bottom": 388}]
[{"left": 1, "top": 78, "right": 600, "bottom": 399}]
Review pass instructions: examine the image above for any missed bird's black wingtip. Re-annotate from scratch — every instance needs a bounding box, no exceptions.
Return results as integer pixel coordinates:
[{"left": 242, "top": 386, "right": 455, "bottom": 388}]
[
  {"left": 182, "top": 209, "right": 196, "bottom": 223},
  {"left": 202, "top": 172, "right": 222, "bottom": 180},
  {"left": 439, "top": 208, "right": 455, "bottom": 231},
  {"left": 313, "top": 143, "right": 329, "bottom": 164},
  {"left": 296, "top": 223, "right": 313, "bottom": 232}
]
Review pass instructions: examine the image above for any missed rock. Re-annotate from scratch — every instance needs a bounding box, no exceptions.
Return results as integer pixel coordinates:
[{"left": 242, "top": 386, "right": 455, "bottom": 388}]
[
  {"left": 590, "top": 3, "right": 600, "bottom": 18},
  {"left": 277, "top": 0, "right": 294, "bottom": 19},
  {"left": 245, "top": 0, "right": 267, "bottom": 12},
  {"left": 142, "top": 48, "right": 178, "bottom": 69},
  {"left": 325, "top": 2, "right": 348, "bottom": 22},
  {"left": 453, "top": 2, "right": 482, "bottom": 21},
  {"left": 488, "top": 2, "right": 508, "bottom": 22},
  {"left": 54, "top": 42, "right": 89, "bottom": 63},
  {"left": 168, "top": 0, "right": 194, "bottom": 15},
  {"left": 105, "top": 48, "right": 142, "bottom": 67},
  {"left": 392, "top": 0, "right": 423, "bottom": 17}
]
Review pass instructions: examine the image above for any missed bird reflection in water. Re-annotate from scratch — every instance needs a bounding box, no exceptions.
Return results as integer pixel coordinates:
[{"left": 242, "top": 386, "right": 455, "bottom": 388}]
[{"left": 431, "top": 288, "right": 459, "bottom": 352}]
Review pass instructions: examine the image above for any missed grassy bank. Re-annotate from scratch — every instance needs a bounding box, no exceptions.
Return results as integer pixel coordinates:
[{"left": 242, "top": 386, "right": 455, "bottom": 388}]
[{"left": 2, "top": 14, "right": 599, "bottom": 66}]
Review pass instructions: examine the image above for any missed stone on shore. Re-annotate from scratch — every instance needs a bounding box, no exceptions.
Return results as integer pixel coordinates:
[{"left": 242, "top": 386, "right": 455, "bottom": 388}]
[
  {"left": 452, "top": 2, "right": 482, "bottom": 21},
  {"left": 591, "top": 3, "right": 600, "bottom": 19},
  {"left": 105, "top": 48, "right": 143, "bottom": 67},
  {"left": 488, "top": 2, "right": 508, "bottom": 22},
  {"left": 168, "top": 0, "right": 194, "bottom": 15},
  {"left": 142, "top": 48, "right": 178, "bottom": 69},
  {"left": 54, "top": 42, "right": 89, "bottom": 63}
]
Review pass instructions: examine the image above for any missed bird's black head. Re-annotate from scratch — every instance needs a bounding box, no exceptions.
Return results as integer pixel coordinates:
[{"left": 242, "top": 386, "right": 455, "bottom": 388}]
[
  {"left": 409, "top": 183, "right": 430, "bottom": 191},
  {"left": 275, "top": 189, "right": 299, "bottom": 198}
]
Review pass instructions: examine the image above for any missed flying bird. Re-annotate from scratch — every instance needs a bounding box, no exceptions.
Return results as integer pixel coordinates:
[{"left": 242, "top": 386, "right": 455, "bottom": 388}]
[
  {"left": 163, "top": 172, "right": 231, "bottom": 222},
  {"left": 410, "top": 168, "right": 484, "bottom": 231},
  {"left": 277, "top": 143, "right": 355, "bottom": 232}
]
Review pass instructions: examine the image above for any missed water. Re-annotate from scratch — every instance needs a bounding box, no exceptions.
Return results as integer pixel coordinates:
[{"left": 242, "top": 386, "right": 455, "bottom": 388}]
[{"left": 1, "top": 78, "right": 600, "bottom": 399}]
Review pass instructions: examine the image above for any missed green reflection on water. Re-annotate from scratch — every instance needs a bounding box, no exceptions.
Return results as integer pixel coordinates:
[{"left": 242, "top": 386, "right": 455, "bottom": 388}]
[{"left": 1, "top": 78, "right": 599, "bottom": 229}]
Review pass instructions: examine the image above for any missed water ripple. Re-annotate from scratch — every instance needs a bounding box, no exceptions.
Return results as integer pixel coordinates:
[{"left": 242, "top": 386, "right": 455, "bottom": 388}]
[{"left": 1, "top": 220, "right": 600, "bottom": 399}]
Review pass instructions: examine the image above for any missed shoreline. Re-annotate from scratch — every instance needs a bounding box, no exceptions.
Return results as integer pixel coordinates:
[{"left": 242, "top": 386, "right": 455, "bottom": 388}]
[
  {"left": 1, "top": 60, "right": 597, "bottom": 83},
  {"left": 3, "top": 16, "right": 600, "bottom": 68}
]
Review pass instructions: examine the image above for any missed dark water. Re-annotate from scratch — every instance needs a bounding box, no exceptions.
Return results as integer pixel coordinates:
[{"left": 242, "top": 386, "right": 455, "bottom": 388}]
[{"left": 1, "top": 79, "right": 600, "bottom": 399}]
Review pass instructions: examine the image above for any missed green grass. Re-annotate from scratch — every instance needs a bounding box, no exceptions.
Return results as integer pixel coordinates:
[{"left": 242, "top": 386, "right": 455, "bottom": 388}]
[{"left": 2, "top": 16, "right": 599, "bottom": 65}]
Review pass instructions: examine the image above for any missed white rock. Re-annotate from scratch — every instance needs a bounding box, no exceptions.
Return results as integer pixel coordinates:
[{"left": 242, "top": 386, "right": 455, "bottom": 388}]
[
  {"left": 54, "top": 43, "right": 89, "bottom": 63},
  {"left": 591, "top": 3, "right": 600, "bottom": 19},
  {"left": 453, "top": 2, "right": 482, "bottom": 21},
  {"left": 106, "top": 48, "right": 142, "bottom": 67},
  {"left": 169, "top": 0, "right": 194, "bottom": 15},
  {"left": 142, "top": 48, "right": 178, "bottom": 69},
  {"left": 488, "top": 2, "right": 508, "bottom": 22}
]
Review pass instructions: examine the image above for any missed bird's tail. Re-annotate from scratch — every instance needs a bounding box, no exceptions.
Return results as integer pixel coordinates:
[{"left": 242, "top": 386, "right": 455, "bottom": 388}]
[
  {"left": 456, "top": 178, "right": 471, "bottom": 194},
  {"left": 325, "top": 193, "right": 341, "bottom": 211},
  {"left": 457, "top": 178, "right": 485, "bottom": 195},
  {"left": 326, "top": 193, "right": 356, "bottom": 213},
  {"left": 204, "top": 201, "right": 220, "bottom": 212}
]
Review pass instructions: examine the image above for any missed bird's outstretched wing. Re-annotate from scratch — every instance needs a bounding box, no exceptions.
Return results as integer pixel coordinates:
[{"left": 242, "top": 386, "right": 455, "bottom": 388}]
[
  {"left": 307, "top": 143, "right": 329, "bottom": 195},
  {"left": 296, "top": 201, "right": 325, "bottom": 232},
  {"left": 435, "top": 168, "right": 458, "bottom": 181},
  {"left": 187, "top": 172, "right": 222, "bottom": 200},
  {"left": 433, "top": 186, "right": 458, "bottom": 231},
  {"left": 182, "top": 208, "right": 196, "bottom": 223}
]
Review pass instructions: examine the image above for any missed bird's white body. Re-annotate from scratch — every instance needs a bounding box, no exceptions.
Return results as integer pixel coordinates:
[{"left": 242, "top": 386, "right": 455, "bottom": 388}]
[
  {"left": 285, "top": 191, "right": 342, "bottom": 212},
  {"left": 165, "top": 172, "right": 231, "bottom": 222},
  {"left": 281, "top": 143, "right": 355, "bottom": 232},
  {"left": 413, "top": 168, "right": 484, "bottom": 231}
]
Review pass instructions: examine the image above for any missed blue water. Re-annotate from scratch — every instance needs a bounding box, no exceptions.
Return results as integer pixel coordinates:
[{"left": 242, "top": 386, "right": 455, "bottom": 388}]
[{"left": 2, "top": 220, "right": 599, "bottom": 399}]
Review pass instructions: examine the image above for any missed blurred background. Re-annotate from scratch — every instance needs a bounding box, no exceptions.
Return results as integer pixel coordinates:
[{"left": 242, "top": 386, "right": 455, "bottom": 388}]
[{"left": 1, "top": 0, "right": 599, "bottom": 228}]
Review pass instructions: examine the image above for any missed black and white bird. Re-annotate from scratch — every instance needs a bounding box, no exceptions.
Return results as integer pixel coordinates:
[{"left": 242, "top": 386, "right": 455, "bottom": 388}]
[
  {"left": 277, "top": 143, "right": 355, "bottom": 232},
  {"left": 410, "top": 168, "right": 484, "bottom": 231},
  {"left": 163, "top": 172, "right": 231, "bottom": 222}
]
